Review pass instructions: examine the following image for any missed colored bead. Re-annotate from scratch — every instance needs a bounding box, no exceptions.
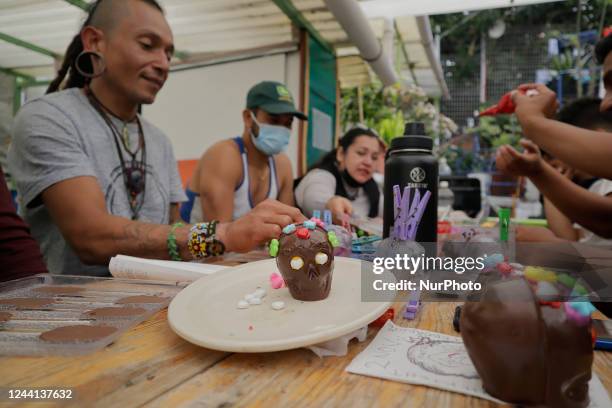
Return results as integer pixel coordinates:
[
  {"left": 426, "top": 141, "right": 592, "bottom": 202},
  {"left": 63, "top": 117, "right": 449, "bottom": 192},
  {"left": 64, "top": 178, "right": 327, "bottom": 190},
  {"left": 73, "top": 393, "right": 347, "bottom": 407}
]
[
  {"left": 496, "top": 262, "right": 513, "bottom": 275},
  {"left": 303, "top": 220, "right": 316, "bottom": 230},
  {"left": 536, "top": 281, "right": 559, "bottom": 301},
  {"left": 328, "top": 231, "right": 339, "bottom": 247},
  {"left": 557, "top": 273, "right": 577, "bottom": 289},
  {"left": 569, "top": 301, "right": 596, "bottom": 316},
  {"left": 296, "top": 228, "right": 310, "bottom": 239},
  {"left": 282, "top": 224, "right": 296, "bottom": 234},
  {"left": 539, "top": 301, "right": 561, "bottom": 308},
  {"left": 311, "top": 217, "right": 326, "bottom": 229},
  {"left": 565, "top": 302, "right": 595, "bottom": 326},
  {"left": 524, "top": 266, "right": 557, "bottom": 283},
  {"left": 269, "top": 239, "right": 279, "bottom": 257},
  {"left": 573, "top": 284, "right": 589, "bottom": 296},
  {"left": 483, "top": 253, "right": 504, "bottom": 268}
]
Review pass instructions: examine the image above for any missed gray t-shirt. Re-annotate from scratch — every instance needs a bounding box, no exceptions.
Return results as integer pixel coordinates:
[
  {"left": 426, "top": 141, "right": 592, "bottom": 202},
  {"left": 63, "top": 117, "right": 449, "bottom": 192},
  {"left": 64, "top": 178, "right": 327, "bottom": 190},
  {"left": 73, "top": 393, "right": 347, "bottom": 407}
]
[
  {"left": 294, "top": 168, "right": 383, "bottom": 219},
  {"left": 8, "top": 88, "right": 186, "bottom": 276}
]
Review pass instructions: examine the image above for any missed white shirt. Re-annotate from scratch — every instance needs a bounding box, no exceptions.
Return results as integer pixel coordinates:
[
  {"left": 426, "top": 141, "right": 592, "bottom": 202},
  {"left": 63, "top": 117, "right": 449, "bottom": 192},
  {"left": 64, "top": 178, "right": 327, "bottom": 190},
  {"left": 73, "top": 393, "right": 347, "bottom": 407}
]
[{"left": 577, "top": 179, "right": 612, "bottom": 246}]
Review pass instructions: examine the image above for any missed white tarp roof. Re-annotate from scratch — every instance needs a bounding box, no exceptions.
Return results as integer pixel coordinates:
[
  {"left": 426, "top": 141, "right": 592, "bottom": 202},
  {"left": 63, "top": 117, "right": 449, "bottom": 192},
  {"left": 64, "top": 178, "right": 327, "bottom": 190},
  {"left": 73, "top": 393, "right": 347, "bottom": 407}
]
[
  {"left": 0, "top": 0, "right": 452, "bottom": 96},
  {"left": 360, "top": 0, "right": 565, "bottom": 18}
]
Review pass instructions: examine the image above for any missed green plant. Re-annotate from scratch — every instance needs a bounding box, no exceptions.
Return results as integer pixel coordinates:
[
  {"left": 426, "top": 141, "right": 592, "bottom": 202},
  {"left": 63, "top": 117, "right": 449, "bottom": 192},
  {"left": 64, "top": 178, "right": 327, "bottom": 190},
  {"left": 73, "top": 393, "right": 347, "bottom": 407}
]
[{"left": 340, "top": 82, "right": 457, "bottom": 146}]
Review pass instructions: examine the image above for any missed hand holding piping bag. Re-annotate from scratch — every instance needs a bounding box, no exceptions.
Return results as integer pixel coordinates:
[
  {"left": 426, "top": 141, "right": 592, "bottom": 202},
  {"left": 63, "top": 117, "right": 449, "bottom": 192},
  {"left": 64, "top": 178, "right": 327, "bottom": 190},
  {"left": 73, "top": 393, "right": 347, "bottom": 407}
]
[
  {"left": 479, "top": 84, "right": 547, "bottom": 117},
  {"left": 513, "top": 83, "right": 559, "bottom": 121}
]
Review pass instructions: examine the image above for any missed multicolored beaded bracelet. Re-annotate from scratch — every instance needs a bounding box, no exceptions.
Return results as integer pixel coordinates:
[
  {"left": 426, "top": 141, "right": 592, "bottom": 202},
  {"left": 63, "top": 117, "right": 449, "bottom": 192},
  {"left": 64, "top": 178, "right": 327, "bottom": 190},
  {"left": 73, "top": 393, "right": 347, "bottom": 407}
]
[
  {"left": 167, "top": 222, "right": 184, "bottom": 261},
  {"left": 187, "top": 221, "right": 226, "bottom": 259}
]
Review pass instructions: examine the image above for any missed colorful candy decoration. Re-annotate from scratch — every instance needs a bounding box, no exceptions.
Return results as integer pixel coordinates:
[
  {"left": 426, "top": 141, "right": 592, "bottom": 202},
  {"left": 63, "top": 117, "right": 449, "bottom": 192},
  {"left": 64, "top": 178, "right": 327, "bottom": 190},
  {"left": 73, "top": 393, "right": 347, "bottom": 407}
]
[
  {"left": 557, "top": 273, "right": 577, "bottom": 289},
  {"left": 296, "top": 228, "right": 310, "bottom": 239},
  {"left": 536, "top": 281, "right": 560, "bottom": 301},
  {"left": 282, "top": 224, "right": 296, "bottom": 234},
  {"left": 524, "top": 266, "right": 557, "bottom": 283},
  {"left": 269, "top": 239, "right": 279, "bottom": 257},
  {"left": 303, "top": 220, "right": 316, "bottom": 230},
  {"left": 483, "top": 253, "right": 504, "bottom": 268},
  {"left": 327, "top": 231, "right": 340, "bottom": 247},
  {"left": 269, "top": 222, "right": 338, "bottom": 257},
  {"left": 565, "top": 301, "right": 596, "bottom": 326},
  {"left": 311, "top": 217, "right": 326, "bottom": 229},
  {"left": 496, "top": 262, "right": 513, "bottom": 276}
]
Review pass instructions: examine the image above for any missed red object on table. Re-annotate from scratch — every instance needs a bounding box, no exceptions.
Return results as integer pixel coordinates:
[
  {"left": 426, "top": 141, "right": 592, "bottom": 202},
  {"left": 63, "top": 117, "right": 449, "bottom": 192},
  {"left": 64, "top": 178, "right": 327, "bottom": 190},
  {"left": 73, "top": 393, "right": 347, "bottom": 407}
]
[
  {"left": 437, "top": 220, "right": 451, "bottom": 234},
  {"left": 370, "top": 308, "right": 395, "bottom": 328}
]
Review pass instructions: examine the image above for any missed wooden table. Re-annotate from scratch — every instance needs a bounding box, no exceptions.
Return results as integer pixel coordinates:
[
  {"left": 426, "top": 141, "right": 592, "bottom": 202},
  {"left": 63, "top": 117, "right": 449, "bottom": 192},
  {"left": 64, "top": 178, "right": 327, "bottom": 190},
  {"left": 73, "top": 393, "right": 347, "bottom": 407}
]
[{"left": 0, "top": 299, "right": 610, "bottom": 408}]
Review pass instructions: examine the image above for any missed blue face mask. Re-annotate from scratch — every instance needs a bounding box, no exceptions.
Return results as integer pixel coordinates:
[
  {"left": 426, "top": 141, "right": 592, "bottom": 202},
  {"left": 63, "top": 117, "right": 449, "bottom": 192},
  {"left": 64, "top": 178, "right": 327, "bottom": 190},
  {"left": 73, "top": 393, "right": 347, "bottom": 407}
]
[{"left": 250, "top": 113, "right": 291, "bottom": 156}]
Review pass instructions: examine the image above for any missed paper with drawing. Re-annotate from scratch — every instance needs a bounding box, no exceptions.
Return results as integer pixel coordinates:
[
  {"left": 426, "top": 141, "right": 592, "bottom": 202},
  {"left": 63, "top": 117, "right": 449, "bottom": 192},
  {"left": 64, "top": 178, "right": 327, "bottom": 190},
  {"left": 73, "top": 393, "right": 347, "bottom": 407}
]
[{"left": 346, "top": 321, "right": 610, "bottom": 406}]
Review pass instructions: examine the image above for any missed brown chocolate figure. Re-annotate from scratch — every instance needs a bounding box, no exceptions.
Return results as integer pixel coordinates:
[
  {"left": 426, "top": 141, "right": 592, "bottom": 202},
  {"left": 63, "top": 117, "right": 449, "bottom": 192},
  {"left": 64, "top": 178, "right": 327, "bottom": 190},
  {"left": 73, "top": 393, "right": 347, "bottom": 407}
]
[
  {"left": 274, "top": 222, "right": 336, "bottom": 301},
  {"left": 461, "top": 278, "right": 593, "bottom": 408}
]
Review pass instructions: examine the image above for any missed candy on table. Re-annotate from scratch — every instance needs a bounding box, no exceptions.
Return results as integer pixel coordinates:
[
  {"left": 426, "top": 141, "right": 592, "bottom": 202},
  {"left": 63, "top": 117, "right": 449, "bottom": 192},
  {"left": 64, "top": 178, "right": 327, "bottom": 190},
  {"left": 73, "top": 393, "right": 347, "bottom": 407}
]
[
  {"left": 524, "top": 266, "right": 557, "bottom": 283},
  {"left": 271, "top": 301, "right": 285, "bottom": 311},
  {"left": 237, "top": 300, "right": 249, "bottom": 309},
  {"left": 253, "top": 287, "right": 266, "bottom": 298},
  {"left": 269, "top": 272, "right": 285, "bottom": 289},
  {"left": 313, "top": 210, "right": 321, "bottom": 220}
]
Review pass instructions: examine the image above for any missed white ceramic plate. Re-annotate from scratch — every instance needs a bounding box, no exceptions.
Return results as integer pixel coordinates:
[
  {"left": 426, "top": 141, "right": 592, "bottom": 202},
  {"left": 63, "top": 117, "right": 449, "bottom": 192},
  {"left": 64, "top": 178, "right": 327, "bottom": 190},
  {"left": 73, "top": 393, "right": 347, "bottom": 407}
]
[{"left": 168, "top": 257, "right": 393, "bottom": 353}]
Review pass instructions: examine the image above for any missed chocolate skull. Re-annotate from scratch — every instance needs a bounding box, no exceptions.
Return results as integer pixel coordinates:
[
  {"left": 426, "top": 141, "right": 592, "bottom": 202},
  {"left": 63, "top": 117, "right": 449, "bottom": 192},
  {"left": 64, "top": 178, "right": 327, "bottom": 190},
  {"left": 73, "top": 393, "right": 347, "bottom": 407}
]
[
  {"left": 276, "top": 224, "right": 335, "bottom": 301},
  {"left": 460, "top": 278, "right": 593, "bottom": 408}
]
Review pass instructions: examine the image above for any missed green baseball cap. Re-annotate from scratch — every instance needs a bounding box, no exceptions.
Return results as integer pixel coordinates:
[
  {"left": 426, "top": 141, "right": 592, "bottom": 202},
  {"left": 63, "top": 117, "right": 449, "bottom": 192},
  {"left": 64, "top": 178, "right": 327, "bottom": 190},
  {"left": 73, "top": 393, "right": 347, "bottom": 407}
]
[{"left": 246, "top": 81, "right": 308, "bottom": 120}]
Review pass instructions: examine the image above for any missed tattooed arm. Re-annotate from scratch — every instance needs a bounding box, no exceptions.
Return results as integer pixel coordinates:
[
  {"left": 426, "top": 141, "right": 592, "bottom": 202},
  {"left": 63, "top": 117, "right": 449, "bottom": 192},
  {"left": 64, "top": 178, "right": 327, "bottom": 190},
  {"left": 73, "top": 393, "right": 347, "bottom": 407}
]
[{"left": 42, "top": 177, "right": 305, "bottom": 265}]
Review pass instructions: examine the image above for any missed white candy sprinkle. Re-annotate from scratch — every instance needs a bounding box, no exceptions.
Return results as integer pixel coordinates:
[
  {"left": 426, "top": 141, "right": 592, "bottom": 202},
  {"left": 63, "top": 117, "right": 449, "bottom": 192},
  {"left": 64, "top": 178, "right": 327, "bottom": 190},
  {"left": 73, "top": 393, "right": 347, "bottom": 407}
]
[
  {"left": 253, "top": 287, "right": 267, "bottom": 298},
  {"left": 271, "top": 301, "right": 285, "bottom": 310},
  {"left": 244, "top": 293, "right": 255, "bottom": 301},
  {"left": 248, "top": 297, "right": 262, "bottom": 305},
  {"left": 237, "top": 300, "right": 249, "bottom": 309}
]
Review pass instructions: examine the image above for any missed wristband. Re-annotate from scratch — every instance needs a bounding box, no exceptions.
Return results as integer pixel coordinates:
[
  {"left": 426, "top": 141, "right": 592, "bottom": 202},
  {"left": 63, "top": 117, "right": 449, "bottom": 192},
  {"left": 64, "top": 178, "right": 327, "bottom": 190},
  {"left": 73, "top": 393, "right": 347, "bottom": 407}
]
[
  {"left": 167, "top": 222, "right": 184, "bottom": 261},
  {"left": 187, "top": 221, "right": 226, "bottom": 259}
]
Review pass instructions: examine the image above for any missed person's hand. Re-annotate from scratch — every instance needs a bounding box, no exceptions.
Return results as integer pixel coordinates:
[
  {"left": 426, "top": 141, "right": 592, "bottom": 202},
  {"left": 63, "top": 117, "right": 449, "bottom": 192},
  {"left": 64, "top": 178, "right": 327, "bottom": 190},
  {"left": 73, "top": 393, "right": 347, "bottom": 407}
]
[
  {"left": 516, "top": 225, "right": 564, "bottom": 243},
  {"left": 326, "top": 196, "right": 353, "bottom": 225},
  {"left": 218, "top": 199, "right": 306, "bottom": 253},
  {"left": 512, "top": 83, "right": 559, "bottom": 122},
  {"left": 496, "top": 139, "right": 544, "bottom": 177}
]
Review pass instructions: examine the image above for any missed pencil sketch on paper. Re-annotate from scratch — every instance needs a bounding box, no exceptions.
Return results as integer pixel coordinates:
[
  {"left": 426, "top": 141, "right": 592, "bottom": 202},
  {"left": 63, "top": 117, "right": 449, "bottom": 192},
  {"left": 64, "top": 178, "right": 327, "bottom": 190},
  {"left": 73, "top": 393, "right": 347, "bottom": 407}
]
[{"left": 406, "top": 337, "right": 479, "bottom": 379}]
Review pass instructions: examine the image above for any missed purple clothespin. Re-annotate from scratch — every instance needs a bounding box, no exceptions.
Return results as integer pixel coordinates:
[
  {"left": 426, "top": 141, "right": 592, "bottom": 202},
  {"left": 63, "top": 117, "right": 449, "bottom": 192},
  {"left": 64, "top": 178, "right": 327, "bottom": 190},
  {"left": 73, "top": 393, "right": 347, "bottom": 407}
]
[{"left": 403, "top": 290, "right": 422, "bottom": 320}]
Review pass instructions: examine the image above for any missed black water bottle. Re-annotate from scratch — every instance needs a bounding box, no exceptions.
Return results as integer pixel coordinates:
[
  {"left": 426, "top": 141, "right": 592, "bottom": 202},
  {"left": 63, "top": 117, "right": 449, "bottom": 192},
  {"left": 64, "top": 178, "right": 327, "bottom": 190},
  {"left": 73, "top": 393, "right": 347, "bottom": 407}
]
[{"left": 383, "top": 122, "right": 438, "bottom": 245}]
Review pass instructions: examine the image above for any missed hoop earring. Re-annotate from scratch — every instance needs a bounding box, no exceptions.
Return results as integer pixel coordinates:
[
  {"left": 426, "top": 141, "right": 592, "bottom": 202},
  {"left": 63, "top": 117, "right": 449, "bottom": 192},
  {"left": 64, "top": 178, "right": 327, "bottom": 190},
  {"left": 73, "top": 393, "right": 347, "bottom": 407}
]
[{"left": 74, "top": 50, "right": 106, "bottom": 79}]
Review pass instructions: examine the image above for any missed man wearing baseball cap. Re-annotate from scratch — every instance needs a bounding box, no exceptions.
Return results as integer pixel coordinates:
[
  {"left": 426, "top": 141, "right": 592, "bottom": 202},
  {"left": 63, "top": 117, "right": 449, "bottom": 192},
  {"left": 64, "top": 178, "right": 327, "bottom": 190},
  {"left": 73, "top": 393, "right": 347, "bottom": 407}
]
[{"left": 182, "top": 81, "right": 307, "bottom": 223}]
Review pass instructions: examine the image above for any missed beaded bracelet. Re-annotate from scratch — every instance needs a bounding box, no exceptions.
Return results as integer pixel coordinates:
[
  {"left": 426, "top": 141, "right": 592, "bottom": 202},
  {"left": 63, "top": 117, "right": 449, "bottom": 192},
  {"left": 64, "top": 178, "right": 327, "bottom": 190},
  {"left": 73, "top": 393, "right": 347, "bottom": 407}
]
[
  {"left": 167, "top": 222, "right": 184, "bottom": 261},
  {"left": 187, "top": 221, "right": 226, "bottom": 259}
]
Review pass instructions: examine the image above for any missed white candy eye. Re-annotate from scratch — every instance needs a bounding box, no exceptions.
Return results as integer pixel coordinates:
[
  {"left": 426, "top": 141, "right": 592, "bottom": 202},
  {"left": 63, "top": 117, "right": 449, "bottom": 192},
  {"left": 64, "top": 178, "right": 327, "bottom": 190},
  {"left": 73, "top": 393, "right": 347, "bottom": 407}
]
[
  {"left": 290, "top": 256, "right": 304, "bottom": 270},
  {"left": 315, "top": 252, "right": 328, "bottom": 265}
]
